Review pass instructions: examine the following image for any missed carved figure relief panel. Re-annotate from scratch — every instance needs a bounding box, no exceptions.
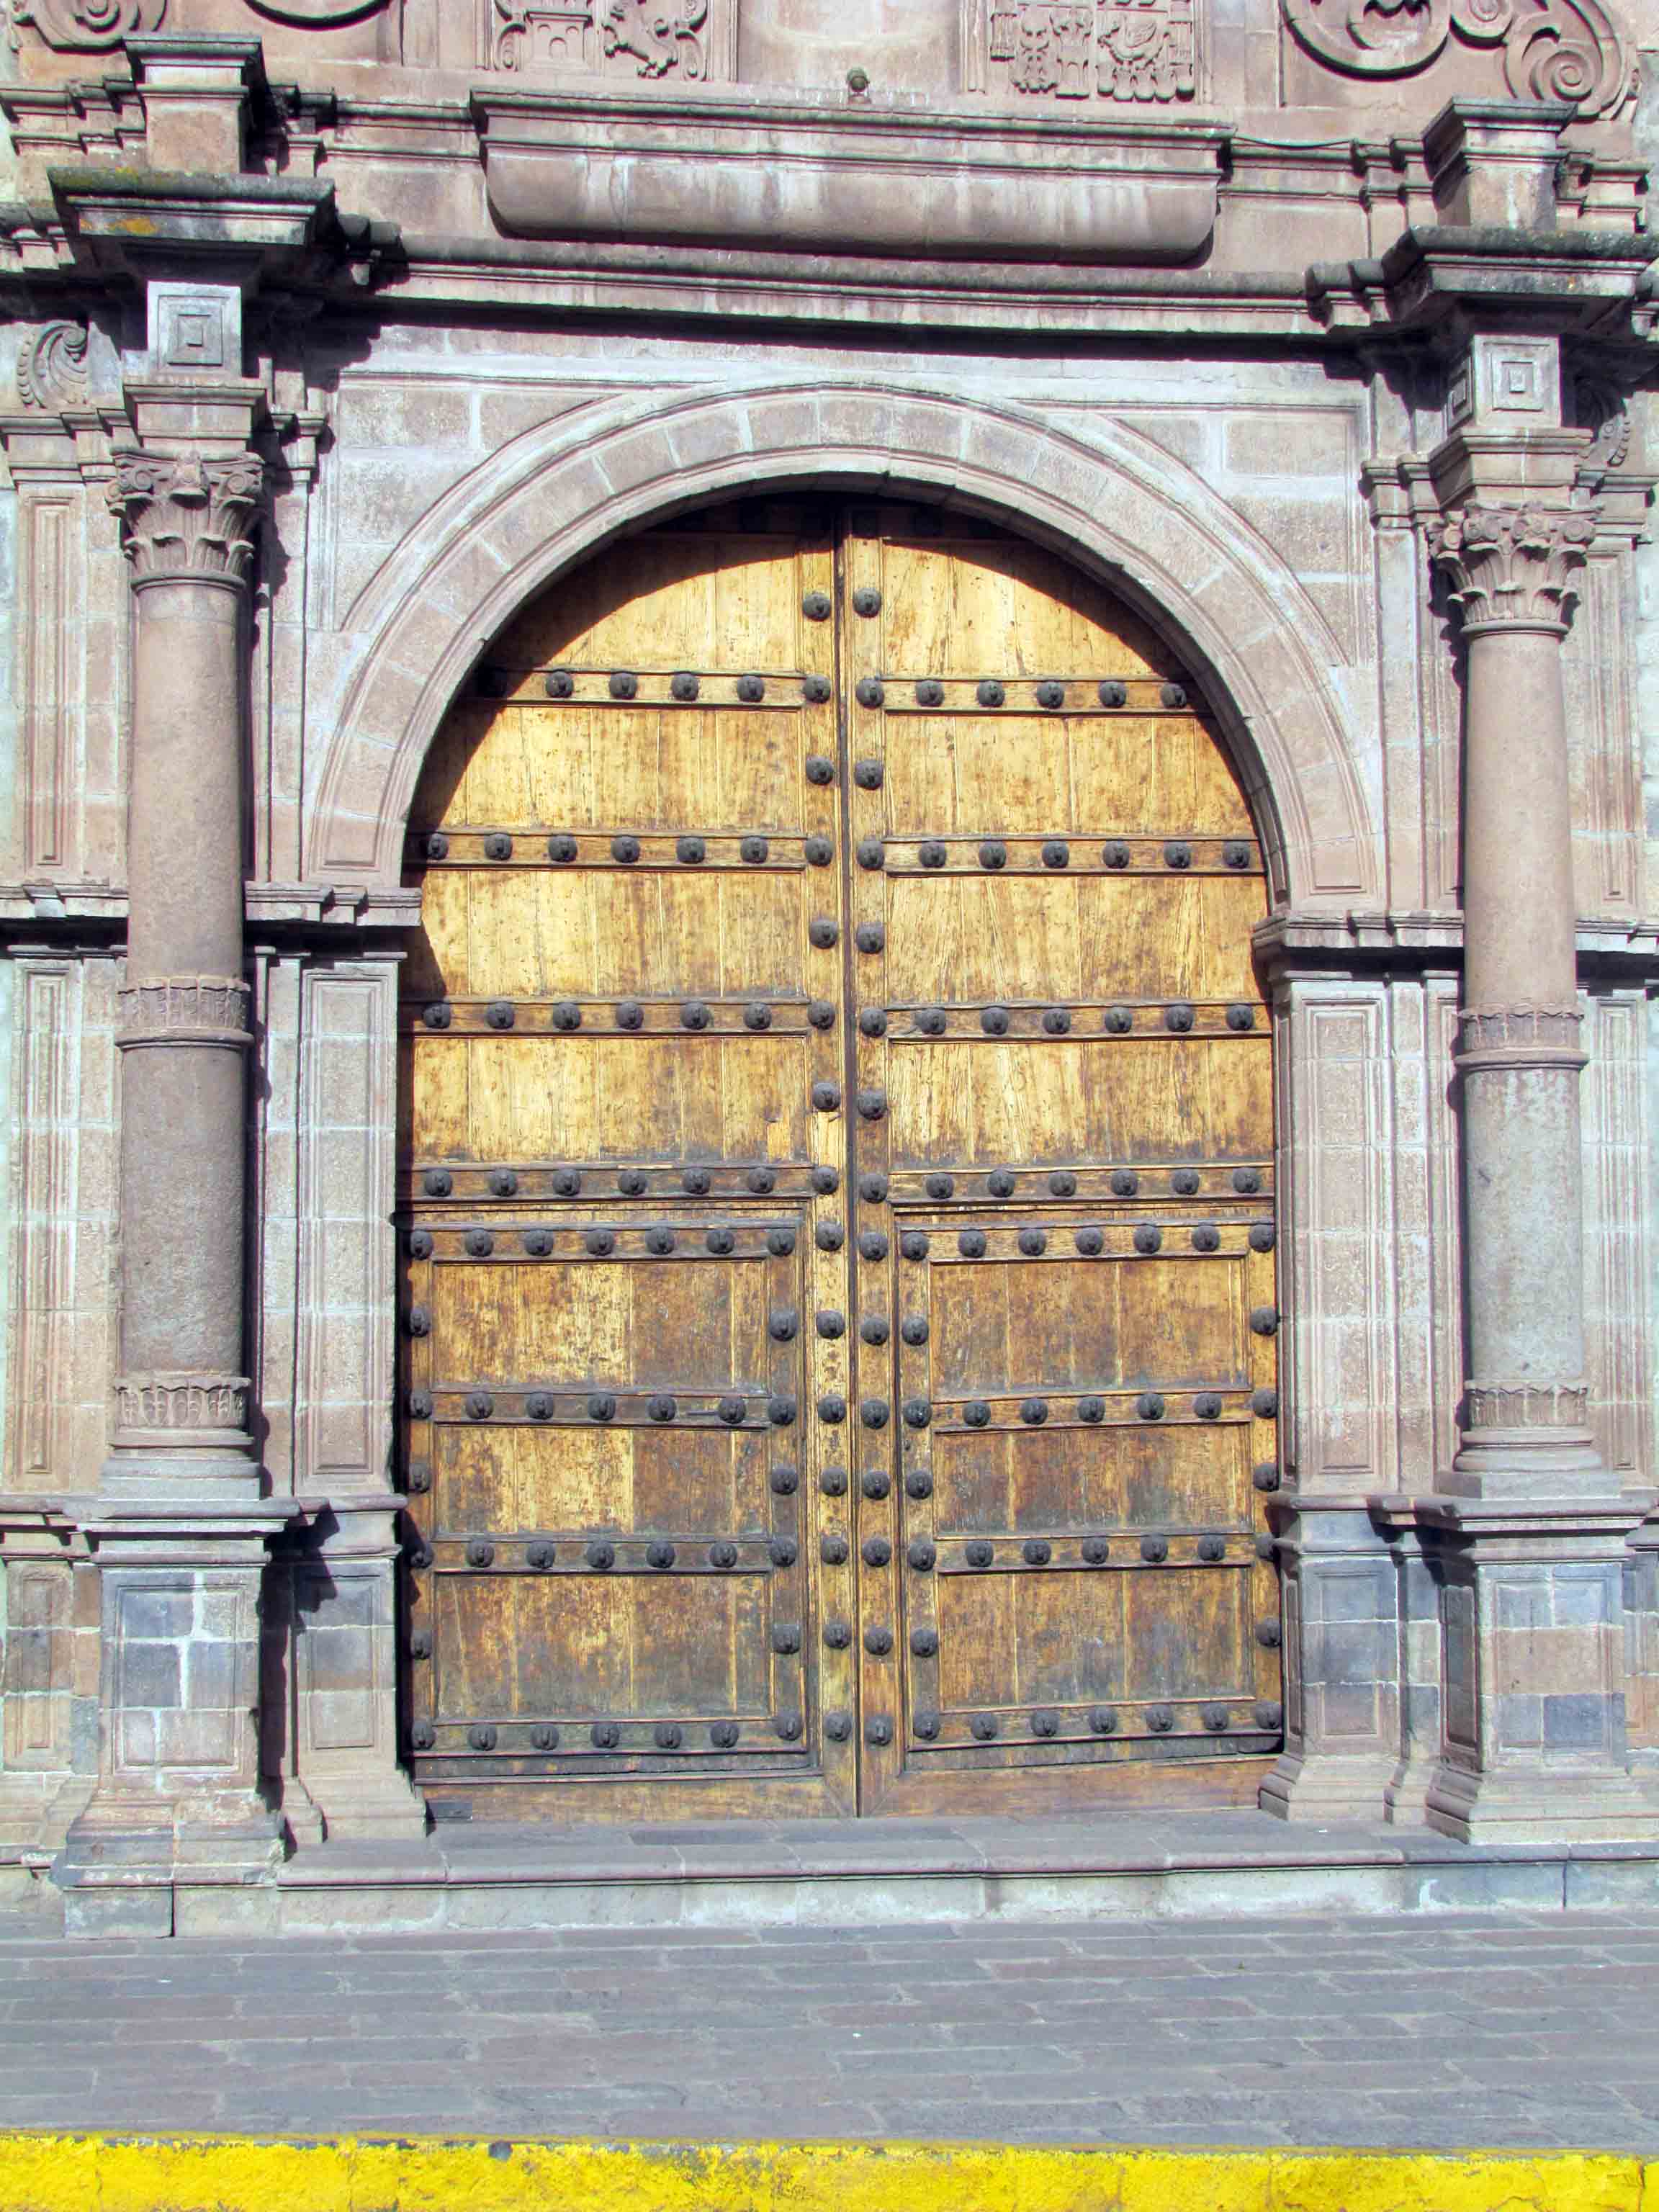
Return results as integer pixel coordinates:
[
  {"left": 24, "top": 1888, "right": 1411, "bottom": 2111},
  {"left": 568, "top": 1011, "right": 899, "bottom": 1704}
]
[
  {"left": 973, "top": 0, "right": 1197, "bottom": 102},
  {"left": 486, "top": 0, "right": 731, "bottom": 78},
  {"left": 1279, "top": 0, "right": 1636, "bottom": 116}
]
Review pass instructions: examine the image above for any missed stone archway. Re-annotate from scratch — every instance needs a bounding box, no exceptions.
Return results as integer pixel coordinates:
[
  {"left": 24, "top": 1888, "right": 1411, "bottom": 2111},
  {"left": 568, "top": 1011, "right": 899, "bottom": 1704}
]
[{"left": 307, "top": 380, "right": 1377, "bottom": 912}]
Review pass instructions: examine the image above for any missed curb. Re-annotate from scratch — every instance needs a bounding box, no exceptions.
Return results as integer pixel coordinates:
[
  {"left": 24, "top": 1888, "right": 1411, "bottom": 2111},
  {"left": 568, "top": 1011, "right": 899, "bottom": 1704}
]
[{"left": 0, "top": 2136, "right": 1650, "bottom": 2211}]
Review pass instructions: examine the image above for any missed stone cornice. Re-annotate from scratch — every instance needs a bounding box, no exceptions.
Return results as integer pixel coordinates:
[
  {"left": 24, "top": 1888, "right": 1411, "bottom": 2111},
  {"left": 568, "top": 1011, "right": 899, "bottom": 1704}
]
[
  {"left": 1, "top": 168, "right": 402, "bottom": 295},
  {"left": 1310, "top": 225, "right": 1659, "bottom": 342}
]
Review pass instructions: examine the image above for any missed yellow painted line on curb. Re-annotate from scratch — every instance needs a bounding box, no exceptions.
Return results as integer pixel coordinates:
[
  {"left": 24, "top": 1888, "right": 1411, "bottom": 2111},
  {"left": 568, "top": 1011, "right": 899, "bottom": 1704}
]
[{"left": 0, "top": 2136, "right": 1651, "bottom": 2212}]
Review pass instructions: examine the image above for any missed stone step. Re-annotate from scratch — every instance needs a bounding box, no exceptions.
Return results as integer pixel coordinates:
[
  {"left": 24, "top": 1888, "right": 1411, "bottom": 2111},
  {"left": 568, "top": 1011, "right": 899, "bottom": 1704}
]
[{"left": 156, "top": 1809, "right": 1659, "bottom": 1938}]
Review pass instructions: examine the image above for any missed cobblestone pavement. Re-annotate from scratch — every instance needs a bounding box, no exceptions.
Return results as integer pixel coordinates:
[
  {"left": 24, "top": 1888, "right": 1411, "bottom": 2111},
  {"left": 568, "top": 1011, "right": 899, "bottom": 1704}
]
[{"left": 3, "top": 1911, "right": 1657, "bottom": 2151}]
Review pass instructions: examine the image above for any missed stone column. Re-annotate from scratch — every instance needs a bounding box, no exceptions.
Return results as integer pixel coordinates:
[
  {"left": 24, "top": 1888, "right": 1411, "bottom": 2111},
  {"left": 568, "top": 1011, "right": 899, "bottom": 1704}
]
[
  {"left": 1406, "top": 494, "right": 1657, "bottom": 1843},
  {"left": 56, "top": 431, "right": 293, "bottom": 1930},
  {"left": 102, "top": 448, "right": 264, "bottom": 1498},
  {"left": 1431, "top": 500, "right": 1602, "bottom": 1498}
]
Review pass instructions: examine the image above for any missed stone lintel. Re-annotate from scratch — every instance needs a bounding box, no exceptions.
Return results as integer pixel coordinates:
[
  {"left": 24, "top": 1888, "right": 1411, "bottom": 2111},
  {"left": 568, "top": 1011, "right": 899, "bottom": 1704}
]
[
  {"left": 476, "top": 89, "right": 1226, "bottom": 264},
  {"left": 122, "top": 379, "right": 267, "bottom": 443},
  {"left": 1428, "top": 428, "right": 1589, "bottom": 514}
]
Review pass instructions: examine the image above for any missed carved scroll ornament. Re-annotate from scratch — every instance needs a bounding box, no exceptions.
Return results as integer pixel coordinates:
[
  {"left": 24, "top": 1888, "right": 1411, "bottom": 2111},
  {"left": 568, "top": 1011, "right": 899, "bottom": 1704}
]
[
  {"left": 7, "top": 0, "right": 163, "bottom": 51},
  {"left": 108, "top": 452, "right": 265, "bottom": 590},
  {"left": 17, "top": 321, "right": 89, "bottom": 413},
  {"left": 1429, "top": 503, "right": 1596, "bottom": 632},
  {"left": 1280, "top": 0, "right": 1636, "bottom": 115}
]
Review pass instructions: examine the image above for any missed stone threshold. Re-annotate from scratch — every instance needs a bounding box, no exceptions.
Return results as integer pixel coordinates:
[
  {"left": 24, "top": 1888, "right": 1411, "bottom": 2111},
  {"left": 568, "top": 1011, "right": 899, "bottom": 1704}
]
[
  {"left": 18, "top": 1807, "right": 1659, "bottom": 1936},
  {"left": 208, "top": 1808, "right": 1659, "bottom": 1936}
]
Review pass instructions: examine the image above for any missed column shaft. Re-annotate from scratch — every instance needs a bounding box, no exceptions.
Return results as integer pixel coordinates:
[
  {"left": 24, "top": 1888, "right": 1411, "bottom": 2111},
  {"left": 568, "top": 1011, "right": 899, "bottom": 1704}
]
[
  {"left": 104, "top": 456, "right": 262, "bottom": 1493},
  {"left": 1434, "top": 505, "right": 1604, "bottom": 1495}
]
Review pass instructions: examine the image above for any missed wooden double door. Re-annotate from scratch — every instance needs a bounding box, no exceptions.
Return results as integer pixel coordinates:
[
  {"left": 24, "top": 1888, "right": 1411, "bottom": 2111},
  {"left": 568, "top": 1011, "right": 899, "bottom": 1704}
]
[{"left": 400, "top": 500, "right": 1281, "bottom": 1820}]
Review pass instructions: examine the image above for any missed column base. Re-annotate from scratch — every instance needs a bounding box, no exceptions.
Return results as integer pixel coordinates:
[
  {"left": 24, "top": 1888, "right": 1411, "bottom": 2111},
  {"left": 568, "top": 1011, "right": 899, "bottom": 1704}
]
[
  {"left": 100, "top": 1439, "right": 261, "bottom": 1503},
  {"left": 1259, "top": 1748, "right": 1398, "bottom": 1824},
  {"left": 1449, "top": 1420, "right": 1614, "bottom": 1501},
  {"left": 1424, "top": 1761, "right": 1659, "bottom": 1846}
]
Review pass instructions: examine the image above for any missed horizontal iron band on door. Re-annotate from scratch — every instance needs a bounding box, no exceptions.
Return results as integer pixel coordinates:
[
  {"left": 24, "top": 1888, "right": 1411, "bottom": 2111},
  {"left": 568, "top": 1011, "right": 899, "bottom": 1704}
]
[
  {"left": 403, "top": 1167, "right": 825, "bottom": 1205},
  {"left": 931, "top": 1387, "right": 1273, "bottom": 1431},
  {"left": 410, "top": 831, "right": 814, "bottom": 870},
  {"left": 475, "top": 667, "right": 824, "bottom": 707},
  {"left": 417, "top": 1542, "right": 796, "bottom": 1577},
  {"left": 402, "top": 1213, "right": 817, "bottom": 1248},
  {"left": 410, "top": 1721, "right": 811, "bottom": 1757},
  {"left": 884, "top": 1002, "right": 1267, "bottom": 1040},
  {"left": 881, "top": 678, "right": 1197, "bottom": 713},
  {"left": 405, "top": 998, "right": 827, "bottom": 1037},
  {"left": 881, "top": 837, "right": 1260, "bottom": 876},
  {"left": 411, "top": 1389, "right": 801, "bottom": 1428},
  {"left": 404, "top": 1223, "right": 804, "bottom": 1262},
  {"left": 924, "top": 1535, "right": 1260, "bottom": 1572},
  {"left": 884, "top": 1165, "right": 1273, "bottom": 1204},
  {"left": 925, "top": 1223, "right": 1274, "bottom": 1260},
  {"left": 907, "top": 1700, "right": 1280, "bottom": 1746}
]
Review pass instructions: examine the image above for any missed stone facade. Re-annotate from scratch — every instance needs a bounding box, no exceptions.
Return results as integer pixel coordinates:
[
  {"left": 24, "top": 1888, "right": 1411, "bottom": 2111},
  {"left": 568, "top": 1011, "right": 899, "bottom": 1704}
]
[{"left": 1, "top": 0, "right": 1658, "bottom": 1930}]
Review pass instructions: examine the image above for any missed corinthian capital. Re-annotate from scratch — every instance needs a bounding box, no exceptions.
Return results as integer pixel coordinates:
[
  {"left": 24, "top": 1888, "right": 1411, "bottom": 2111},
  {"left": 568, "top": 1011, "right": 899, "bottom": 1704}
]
[
  {"left": 1428, "top": 503, "right": 1596, "bottom": 634},
  {"left": 108, "top": 451, "right": 266, "bottom": 588}
]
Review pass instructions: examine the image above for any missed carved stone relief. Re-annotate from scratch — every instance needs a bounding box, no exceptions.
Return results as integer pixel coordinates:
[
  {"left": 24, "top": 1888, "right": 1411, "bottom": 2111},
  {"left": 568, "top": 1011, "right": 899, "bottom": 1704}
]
[
  {"left": 6, "top": 0, "right": 163, "bottom": 50},
  {"left": 1573, "top": 377, "right": 1632, "bottom": 471},
  {"left": 17, "top": 323, "right": 89, "bottom": 414},
  {"left": 1428, "top": 504, "right": 1596, "bottom": 632},
  {"left": 490, "top": 0, "right": 711, "bottom": 76},
  {"left": 982, "top": 0, "right": 1196, "bottom": 101},
  {"left": 107, "top": 453, "right": 265, "bottom": 590},
  {"left": 115, "top": 1372, "right": 250, "bottom": 1433},
  {"left": 1280, "top": 0, "right": 1636, "bottom": 117}
]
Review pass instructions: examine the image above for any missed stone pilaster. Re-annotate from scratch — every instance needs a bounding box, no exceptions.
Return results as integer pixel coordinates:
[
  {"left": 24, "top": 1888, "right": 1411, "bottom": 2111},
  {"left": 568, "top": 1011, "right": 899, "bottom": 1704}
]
[{"left": 56, "top": 414, "right": 295, "bottom": 1923}]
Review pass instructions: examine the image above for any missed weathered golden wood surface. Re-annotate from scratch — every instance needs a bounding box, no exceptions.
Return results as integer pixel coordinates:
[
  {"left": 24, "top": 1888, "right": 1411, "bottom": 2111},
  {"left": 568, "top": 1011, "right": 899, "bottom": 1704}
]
[{"left": 400, "top": 502, "right": 1279, "bottom": 1819}]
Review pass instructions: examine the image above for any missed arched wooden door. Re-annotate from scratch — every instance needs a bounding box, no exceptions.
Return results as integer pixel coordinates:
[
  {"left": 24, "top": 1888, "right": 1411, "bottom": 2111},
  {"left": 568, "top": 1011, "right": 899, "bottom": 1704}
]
[{"left": 398, "top": 500, "right": 1282, "bottom": 1822}]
